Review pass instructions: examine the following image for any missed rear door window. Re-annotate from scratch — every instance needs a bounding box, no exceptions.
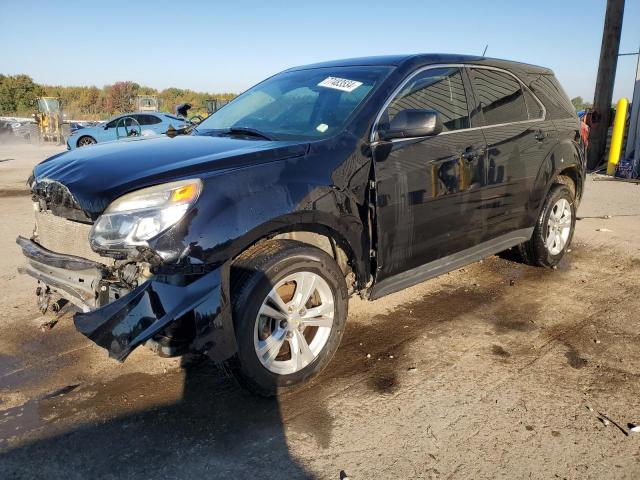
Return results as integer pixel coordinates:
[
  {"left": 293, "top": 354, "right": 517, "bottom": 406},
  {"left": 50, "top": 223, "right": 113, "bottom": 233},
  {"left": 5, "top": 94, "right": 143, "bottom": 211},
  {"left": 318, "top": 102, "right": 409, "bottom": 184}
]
[{"left": 467, "top": 68, "right": 529, "bottom": 125}]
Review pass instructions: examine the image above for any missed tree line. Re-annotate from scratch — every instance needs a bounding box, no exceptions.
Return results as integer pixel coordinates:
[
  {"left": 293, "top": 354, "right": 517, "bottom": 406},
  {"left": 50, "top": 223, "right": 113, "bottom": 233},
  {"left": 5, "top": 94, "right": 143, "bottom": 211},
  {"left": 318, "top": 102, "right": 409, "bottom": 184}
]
[
  {"left": 1, "top": 72, "right": 593, "bottom": 120},
  {"left": 0, "top": 73, "right": 236, "bottom": 119}
]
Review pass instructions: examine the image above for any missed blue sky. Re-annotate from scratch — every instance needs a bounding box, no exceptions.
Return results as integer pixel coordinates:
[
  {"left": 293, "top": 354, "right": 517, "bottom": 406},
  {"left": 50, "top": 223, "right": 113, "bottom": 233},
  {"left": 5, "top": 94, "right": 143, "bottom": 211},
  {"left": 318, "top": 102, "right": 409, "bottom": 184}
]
[{"left": 1, "top": 0, "right": 639, "bottom": 101}]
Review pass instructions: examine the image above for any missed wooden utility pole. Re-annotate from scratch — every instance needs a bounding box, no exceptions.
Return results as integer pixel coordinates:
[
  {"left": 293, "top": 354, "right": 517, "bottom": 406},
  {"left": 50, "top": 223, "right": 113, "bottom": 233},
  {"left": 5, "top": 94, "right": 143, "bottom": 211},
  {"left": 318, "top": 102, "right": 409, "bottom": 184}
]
[{"left": 588, "top": 0, "right": 625, "bottom": 170}]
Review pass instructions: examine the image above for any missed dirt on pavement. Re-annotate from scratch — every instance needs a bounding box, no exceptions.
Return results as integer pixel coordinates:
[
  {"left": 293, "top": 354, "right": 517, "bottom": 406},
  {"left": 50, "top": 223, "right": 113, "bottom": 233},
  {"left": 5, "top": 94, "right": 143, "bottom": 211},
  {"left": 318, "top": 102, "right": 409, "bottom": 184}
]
[{"left": 1, "top": 143, "right": 639, "bottom": 479}]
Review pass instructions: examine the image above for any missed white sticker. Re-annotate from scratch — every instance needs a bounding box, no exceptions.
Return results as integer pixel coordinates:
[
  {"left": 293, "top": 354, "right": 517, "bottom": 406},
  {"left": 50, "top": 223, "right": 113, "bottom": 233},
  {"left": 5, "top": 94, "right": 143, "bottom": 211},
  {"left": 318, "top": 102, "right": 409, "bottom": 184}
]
[
  {"left": 318, "top": 77, "right": 363, "bottom": 92},
  {"left": 316, "top": 123, "right": 329, "bottom": 133}
]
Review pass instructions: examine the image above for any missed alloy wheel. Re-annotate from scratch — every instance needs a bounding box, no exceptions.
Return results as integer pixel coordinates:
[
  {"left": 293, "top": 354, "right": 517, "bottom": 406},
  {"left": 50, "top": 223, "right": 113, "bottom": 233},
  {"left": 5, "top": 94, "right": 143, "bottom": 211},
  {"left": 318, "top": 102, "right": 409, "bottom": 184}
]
[
  {"left": 546, "top": 198, "right": 572, "bottom": 255},
  {"left": 253, "top": 271, "right": 334, "bottom": 375}
]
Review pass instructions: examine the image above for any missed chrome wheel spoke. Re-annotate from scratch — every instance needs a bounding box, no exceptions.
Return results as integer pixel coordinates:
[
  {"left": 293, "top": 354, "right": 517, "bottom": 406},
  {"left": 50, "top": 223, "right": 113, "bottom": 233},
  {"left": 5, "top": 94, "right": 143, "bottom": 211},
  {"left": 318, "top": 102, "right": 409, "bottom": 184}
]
[
  {"left": 554, "top": 231, "right": 561, "bottom": 250},
  {"left": 259, "top": 303, "right": 287, "bottom": 321},
  {"left": 292, "top": 272, "right": 317, "bottom": 309},
  {"left": 300, "top": 316, "right": 333, "bottom": 328},
  {"left": 558, "top": 217, "right": 571, "bottom": 228},
  {"left": 302, "top": 302, "right": 333, "bottom": 319},
  {"left": 301, "top": 303, "right": 334, "bottom": 328},
  {"left": 268, "top": 290, "right": 289, "bottom": 314},
  {"left": 257, "top": 332, "right": 286, "bottom": 366},
  {"left": 291, "top": 329, "right": 315, "bottom": 370}
]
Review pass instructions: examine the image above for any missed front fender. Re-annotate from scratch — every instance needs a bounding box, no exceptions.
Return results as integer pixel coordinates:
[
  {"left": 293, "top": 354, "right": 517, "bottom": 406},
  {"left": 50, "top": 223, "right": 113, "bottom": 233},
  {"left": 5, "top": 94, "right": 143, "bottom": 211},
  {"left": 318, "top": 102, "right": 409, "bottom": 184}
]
[{"left": 148, "top": 143, "right": 372, "bottom": 285}]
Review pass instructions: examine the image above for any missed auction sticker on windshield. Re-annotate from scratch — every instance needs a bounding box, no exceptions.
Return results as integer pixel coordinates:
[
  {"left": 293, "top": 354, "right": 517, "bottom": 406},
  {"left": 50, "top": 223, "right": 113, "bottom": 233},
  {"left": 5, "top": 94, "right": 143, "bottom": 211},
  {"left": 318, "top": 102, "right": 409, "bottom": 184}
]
[{"left": 318, "top": 77, "right": 363, "bottom": 92}]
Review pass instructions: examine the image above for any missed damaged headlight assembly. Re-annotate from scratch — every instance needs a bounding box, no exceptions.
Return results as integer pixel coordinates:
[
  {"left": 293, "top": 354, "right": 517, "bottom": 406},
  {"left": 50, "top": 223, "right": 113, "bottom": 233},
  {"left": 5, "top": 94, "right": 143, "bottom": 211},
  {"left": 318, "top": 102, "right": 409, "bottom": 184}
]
[{"left": 90, "top": 179, "right": 202, "bottom": 255}]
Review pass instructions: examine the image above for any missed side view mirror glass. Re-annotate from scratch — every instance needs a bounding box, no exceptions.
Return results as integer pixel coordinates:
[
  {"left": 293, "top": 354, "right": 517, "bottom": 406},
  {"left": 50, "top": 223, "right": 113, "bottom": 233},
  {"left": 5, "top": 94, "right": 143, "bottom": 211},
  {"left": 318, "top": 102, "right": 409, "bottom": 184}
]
[{"left": 380, "top": 109, "right": 443, "bottom": 141}]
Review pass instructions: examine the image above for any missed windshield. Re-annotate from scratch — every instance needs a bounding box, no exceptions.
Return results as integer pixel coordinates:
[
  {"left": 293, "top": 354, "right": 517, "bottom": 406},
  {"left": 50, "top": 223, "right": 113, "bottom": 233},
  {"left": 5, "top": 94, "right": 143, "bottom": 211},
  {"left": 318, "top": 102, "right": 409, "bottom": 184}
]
[{"left": 197, "top": 66, "right": 391, "bottom": 140}]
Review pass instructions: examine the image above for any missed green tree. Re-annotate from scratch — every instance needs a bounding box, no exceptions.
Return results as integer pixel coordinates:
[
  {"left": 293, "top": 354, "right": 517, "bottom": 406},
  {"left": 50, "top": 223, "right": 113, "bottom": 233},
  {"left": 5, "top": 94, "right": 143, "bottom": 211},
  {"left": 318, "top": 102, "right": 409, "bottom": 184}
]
[
  {"left": 107, "top": 81, "right": 139, "bottom": 114},
  {"left": 0, "top": 72, "right": 236, "bottom": 119},
  {"left": 78, "top": 86, "right": 101, "bottom": 115},
  {"left": 0, "top": 74, "right": 45, "bottom": 115},
  {"left": 571, "top": 96, "right": 592, "bottom": 111}
]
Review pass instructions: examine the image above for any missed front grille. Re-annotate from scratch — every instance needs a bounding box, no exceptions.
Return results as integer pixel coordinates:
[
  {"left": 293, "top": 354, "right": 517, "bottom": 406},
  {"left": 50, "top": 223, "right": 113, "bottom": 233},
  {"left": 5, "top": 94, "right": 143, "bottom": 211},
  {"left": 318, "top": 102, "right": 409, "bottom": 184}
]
[
  {"left": 31, "top": 179, "right": 92, "bottom": 222},
  {"left": 34, "top": 209, "right": 106, "bottom": 263}
]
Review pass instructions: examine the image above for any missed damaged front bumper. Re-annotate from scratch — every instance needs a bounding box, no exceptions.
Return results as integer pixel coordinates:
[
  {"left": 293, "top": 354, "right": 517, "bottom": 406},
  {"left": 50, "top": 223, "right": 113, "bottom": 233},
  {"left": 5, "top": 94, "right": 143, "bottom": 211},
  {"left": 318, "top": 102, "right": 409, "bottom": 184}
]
[
  {"left": 17, "top": 235, "right": 104, "bottom": 312},
  {"left": 16, "top": 236, "right": 236, "bottom": 362},
  {"left": 74, "top": 268, "right": 235, "bottom": 361}
]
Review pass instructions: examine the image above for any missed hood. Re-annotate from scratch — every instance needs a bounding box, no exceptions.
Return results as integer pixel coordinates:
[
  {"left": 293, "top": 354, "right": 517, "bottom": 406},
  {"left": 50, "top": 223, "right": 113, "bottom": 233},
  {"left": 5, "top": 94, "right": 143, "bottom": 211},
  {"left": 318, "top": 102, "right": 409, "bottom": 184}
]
[{"left": 33, "top": 134, "right": 309, "bottom": 218}]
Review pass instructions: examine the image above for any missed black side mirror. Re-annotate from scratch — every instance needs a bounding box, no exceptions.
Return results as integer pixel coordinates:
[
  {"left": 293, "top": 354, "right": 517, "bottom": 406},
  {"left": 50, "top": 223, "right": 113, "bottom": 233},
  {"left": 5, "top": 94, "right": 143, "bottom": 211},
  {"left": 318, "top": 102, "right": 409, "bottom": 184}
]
[{"left": 380, "top": 109, "right": 443, "bottom": 141}]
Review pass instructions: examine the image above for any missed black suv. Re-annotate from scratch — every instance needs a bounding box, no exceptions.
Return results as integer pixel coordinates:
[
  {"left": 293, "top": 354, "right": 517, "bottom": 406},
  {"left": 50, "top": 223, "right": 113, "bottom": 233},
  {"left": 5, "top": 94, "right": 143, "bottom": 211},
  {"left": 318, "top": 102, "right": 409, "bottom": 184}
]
[{"left": 18, "top": 54, "right": 584, "bottom": 395}]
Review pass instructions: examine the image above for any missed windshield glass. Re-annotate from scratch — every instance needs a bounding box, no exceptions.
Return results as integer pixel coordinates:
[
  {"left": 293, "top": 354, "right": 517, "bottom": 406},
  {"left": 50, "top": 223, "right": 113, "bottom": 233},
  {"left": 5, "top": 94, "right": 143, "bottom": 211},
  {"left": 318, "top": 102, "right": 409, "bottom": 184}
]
[{"left": 197, "top": 66, "right": 391, "bottom": 140}]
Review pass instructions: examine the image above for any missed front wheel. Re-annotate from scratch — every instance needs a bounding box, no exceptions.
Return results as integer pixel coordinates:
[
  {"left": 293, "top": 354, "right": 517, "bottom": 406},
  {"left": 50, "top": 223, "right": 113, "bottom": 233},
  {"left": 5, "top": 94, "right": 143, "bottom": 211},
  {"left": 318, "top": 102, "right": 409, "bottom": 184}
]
[
  {"left": 225, "top": 240, "right": 348, "bottom": 396},
  {"left": 517, "top": 184, "right": 576, "bottom": 267}
]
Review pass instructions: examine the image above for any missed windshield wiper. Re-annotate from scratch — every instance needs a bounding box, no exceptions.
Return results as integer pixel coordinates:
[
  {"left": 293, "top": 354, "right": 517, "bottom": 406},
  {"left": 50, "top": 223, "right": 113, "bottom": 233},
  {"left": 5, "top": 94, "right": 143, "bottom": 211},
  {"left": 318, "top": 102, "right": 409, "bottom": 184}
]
[{"left": 224, "top": 127, "right": 275, "bottom": 141}]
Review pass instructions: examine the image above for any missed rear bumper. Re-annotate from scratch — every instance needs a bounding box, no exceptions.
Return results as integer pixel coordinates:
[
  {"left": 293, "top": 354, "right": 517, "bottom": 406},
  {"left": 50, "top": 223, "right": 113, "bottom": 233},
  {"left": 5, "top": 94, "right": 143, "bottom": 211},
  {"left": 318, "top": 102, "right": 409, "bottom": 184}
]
[{"left": 16, "top": 236, "right": 236, "bottom": 362}]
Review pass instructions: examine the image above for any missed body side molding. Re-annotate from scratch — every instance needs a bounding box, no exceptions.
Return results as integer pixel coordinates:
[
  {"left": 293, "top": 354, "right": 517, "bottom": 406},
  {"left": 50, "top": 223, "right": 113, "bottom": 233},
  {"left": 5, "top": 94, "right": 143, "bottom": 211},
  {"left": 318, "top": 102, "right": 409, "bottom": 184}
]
[{"left": 369, "top": 228, "right": 534, "bottom": 300}]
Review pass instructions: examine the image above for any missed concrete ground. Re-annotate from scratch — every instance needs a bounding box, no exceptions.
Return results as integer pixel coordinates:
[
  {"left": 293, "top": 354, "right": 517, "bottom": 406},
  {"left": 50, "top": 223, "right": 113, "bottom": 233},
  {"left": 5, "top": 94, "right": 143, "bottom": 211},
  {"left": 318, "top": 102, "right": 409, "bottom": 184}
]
[{"left": 1, "top": 143, "right": 639, "bottom": 479}]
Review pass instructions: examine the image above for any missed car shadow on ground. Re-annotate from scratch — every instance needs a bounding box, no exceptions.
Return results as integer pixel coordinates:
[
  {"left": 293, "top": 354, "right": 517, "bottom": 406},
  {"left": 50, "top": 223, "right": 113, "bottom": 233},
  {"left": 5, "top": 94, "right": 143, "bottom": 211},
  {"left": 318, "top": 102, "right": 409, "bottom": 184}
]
[{"left": 0, "top": 358, "right": 312, "bottom": 479}]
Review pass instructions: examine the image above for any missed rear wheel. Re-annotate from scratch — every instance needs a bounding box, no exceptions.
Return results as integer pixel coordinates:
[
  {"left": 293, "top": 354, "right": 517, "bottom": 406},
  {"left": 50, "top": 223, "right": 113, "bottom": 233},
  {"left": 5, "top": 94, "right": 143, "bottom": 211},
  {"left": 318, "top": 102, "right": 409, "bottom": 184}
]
[
  {"left": 225, "top": 240, "right": 348, "bottom": 396},
  {"left": 516, "top": 184, "right": 576, "bottom": 267},
  {"left": 77, "top": 136, "right": 96, "bottom": 147}
]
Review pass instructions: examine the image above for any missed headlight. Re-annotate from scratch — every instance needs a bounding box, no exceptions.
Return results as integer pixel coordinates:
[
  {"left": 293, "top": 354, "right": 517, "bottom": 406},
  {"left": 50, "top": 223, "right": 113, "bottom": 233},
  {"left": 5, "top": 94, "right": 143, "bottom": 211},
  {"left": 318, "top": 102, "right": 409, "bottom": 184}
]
[{"left": 90, "top": 178, "right": 202, "bottom": 250}]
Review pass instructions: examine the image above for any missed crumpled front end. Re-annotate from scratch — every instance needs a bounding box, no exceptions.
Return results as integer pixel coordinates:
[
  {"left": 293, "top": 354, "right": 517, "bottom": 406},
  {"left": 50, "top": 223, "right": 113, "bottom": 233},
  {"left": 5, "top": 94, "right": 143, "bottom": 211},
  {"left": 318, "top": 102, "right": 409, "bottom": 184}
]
[
  {"left": 17, "top": 178, "right": 236, "bottom": 362},
  {"left": 74, "top": 267, "right": 235, "bottom": 362}
]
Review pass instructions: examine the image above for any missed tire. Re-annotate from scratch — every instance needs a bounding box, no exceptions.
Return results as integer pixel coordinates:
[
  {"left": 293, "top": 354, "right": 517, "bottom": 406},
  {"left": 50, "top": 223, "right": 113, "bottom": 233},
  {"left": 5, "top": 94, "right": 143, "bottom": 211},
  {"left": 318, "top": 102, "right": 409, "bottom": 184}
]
[
  {"left": 77, "top": 136, "right": 97, "bottom": 148},
  {"left": 516, "top": 184, "right": 576, "bottom": 267},
  {"left": 225, "top": 239, "right": 348, "bottom": 396}
]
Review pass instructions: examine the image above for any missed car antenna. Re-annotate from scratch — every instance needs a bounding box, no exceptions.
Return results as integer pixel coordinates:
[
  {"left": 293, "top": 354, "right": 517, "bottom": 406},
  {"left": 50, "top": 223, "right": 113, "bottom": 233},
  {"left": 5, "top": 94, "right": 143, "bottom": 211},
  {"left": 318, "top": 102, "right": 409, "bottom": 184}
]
[{"left": 482, "top": 45, "right": 488, "bottom": 57}]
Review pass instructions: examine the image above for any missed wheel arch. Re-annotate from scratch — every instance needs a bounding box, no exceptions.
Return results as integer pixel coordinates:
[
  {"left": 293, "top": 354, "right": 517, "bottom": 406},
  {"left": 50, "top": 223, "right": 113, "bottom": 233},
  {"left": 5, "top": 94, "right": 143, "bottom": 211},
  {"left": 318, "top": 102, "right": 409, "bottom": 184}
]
[
  {"left": 228, "top": 212, "right": 369, "bottom": 293},
  {"left": 530, "top": 138, "right": 584, "bottom": 221},
  {"left": 555, "top": 165, "right": 581, "bottom": 202}
]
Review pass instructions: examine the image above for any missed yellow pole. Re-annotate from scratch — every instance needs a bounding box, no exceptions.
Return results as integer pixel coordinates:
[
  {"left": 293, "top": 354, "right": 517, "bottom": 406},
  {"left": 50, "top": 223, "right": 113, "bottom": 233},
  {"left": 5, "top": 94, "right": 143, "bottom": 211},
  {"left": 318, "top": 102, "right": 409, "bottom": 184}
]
[{"left": 607, "top": 97, "right": 629, "bottom": 175}]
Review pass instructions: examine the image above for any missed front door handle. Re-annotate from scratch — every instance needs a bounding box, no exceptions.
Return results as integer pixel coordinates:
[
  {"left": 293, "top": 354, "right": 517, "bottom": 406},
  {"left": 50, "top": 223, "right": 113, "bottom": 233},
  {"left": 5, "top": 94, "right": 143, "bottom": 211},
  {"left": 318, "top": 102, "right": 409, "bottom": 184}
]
[{"left": 534, "top": 129, "right": 546, "bottom": 141}]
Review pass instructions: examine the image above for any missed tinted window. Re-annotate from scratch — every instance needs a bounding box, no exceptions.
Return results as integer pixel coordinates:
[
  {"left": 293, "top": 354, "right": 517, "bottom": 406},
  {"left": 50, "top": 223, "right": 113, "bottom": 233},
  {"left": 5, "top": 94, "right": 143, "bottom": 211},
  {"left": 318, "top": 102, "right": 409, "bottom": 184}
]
[
  {"left": 529, "top": 74, "right": 575, "bottom": 118},
  {"left": 523, "top": 88, "right": 544, "bottom": 120},
  {"left": 383, "top": 67, "right": 470, "bottom": 132},
  {"left": 106, "top": 116, "right": 137, "bottom": 128},
  {"left": 468, "top": 69, "right": 528, "bottom": 125},
  {"left": 142, "top": 115, "right": 162, "bottom": 125}
]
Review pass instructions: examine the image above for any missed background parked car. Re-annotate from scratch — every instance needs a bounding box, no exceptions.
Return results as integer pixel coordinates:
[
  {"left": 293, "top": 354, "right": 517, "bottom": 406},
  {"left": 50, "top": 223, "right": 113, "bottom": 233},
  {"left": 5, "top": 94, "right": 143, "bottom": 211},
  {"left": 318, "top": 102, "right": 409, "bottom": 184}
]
[
  {"left": 69, "top": 122, "right": 85, "bottom": 134},
  {"left": 66, "top": 112, "right": 189, "bottom": 149},
  {"left": 0, "top": 119, "right": 13, "bottom": 139}
]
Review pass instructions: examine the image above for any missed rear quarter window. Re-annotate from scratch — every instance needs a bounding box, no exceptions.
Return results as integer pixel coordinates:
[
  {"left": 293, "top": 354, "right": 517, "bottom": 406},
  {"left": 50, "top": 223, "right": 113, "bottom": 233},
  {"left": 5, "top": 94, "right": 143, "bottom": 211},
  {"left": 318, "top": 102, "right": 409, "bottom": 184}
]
[{"left": 528, "top": 74, "right": 576, "bottom": 119}]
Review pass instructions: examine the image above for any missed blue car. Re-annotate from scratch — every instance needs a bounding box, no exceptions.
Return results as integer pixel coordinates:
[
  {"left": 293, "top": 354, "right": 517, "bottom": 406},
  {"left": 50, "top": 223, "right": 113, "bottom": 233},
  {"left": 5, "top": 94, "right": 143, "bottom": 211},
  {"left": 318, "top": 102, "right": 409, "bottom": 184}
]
[{"left": 66, "top": 112, "right": 188, "bottom": 149}]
